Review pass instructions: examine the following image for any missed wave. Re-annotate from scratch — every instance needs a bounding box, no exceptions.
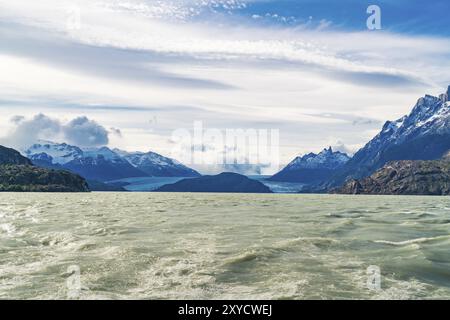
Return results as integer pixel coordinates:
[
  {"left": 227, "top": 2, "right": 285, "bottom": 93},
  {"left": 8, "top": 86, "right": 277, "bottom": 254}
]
[
  {"left": 374, "top": 235, "right": 450, "bottom": 246},
  {"left": 222, "top": 237, "right": 340, "bottom": 268},
  {"left": 0, "top": 223, "right": 16, "bottom": 236}
]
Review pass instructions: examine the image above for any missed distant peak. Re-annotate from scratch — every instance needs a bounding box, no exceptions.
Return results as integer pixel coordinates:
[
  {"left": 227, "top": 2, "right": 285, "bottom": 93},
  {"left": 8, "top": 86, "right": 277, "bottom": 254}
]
[
  {"left": 414, "top": 95, "right": 438, "bottom": 111},
  {"left": 286, "top": 146, "right": 350, "bottom": 171},
  {"left": 319, "top": 146, "right": 333, "bottom": 154},
  {"left": 418, "top": 86, "right": 450, "bottom": 104}
]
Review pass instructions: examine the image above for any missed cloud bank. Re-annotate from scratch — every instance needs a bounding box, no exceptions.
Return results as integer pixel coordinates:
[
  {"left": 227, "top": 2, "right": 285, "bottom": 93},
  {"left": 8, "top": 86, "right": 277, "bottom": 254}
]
[{"left": 0, "top": 114, "right": 111, "bottom": 149}]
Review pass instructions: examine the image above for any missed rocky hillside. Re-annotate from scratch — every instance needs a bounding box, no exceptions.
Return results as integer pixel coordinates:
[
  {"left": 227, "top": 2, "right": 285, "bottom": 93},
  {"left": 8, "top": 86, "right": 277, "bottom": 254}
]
[
  {"left": 332, "top": 160, "right": 450, "bottom": 195},
  {"left": 0, "top": 146, "right": 32, "bottom": 165}
]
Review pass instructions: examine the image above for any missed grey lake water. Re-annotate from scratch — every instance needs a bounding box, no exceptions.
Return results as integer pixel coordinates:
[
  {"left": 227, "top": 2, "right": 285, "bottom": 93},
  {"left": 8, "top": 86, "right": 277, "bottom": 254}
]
[{"left": 1, "top": 193, "right": 450, "bottom": 300}]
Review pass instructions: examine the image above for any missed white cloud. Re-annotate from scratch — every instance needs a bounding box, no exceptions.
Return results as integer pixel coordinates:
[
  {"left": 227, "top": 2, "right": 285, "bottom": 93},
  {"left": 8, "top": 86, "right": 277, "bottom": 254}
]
[
  {"left": 63, "top": 116, "right": 109, "bottom": 146},
  {"left": 0, "top": 113, "right": 110, "bottom": 149}
]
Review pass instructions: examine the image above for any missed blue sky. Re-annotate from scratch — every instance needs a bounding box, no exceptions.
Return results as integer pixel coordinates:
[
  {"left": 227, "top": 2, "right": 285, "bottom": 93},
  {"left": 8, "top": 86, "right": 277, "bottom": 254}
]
[
  {"left": 0, "top": 0, "right": 449, "bottom": 172},
  {"left": 234, "top": 0, "right": 450, "bottom": 36}
]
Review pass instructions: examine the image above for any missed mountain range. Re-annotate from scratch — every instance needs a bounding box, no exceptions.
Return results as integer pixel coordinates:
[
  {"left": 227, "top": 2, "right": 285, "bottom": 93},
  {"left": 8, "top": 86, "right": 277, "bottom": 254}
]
[
  {"left": 4, "top": 86, "right": 450, "bottom": 194},
  {"left": 24, "top": 142, "right": 200, "bottom": 182},
  {"left": 268, "top": 86, "right": 450, "bottom": 194},
  {"left": 323, "top": 85, "right": 450, "bottom": 189}
]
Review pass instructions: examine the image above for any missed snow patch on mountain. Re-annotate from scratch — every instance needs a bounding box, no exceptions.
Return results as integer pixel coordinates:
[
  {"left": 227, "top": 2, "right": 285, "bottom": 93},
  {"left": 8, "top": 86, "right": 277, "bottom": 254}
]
[
  {"left": 121, "top": 150, "right": 182, "bottom": 167},
  {"left": 82, "top": 146, "right": 127, "bottom": 164},
  {"left": 24, "top": 141, "right": 83, "bottom": 164}
]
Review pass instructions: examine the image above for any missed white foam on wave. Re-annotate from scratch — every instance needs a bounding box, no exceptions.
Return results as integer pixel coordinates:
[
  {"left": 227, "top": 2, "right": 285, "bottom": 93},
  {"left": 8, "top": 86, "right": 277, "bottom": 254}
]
[
  {"left": 38, "top": 232, "right": 78, "bottom": 247},
  {"left": 127, "top": 232, "right": 220, "bottom": 299},
  {"left": 0, "top": 223, "right": 16, "bottom": 236},
  {"left": 370, "top": 278, "right": 431, "bottom": 300},
  {"left": 374, "top": 235, "right": 450, "bottom": 246},
  {"left": 2, "top": 193, "right": 450, "bottom": 299}
]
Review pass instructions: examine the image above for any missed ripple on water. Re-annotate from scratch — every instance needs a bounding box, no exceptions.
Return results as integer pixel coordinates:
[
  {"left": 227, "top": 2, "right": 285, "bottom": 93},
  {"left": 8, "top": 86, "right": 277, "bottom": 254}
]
[{"left": 0, "top": 193, "right": 450, "bottom": 299}]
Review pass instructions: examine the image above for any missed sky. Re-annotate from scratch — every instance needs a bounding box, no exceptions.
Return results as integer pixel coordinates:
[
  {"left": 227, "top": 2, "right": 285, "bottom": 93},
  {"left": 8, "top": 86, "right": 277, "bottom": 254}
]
[{"left": 0, "top": 0, "right": 450, "bottom": 173}]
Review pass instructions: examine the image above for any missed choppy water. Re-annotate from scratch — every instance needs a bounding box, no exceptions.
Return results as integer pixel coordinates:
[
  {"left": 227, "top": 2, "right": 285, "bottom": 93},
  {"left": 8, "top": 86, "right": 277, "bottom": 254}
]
[{"left": 1, "top": 193, "right": 450, "bottom": 300}]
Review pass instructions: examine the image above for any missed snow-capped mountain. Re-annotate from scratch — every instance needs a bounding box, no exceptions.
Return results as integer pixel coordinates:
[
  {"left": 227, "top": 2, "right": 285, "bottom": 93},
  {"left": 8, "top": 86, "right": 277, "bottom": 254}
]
[
  {"left": 63, "top": 146, "right": 146, "bottom": 181},
  {"left": 113, "top": 149, "right": 200, "bottom": 177},
  {"left": 284, "top": 147, "right": 350, "bottom": 170},
  {"left": 25, "top": 141, "right": 83, "bottom": 165},
  {"left": 25, "top": 143, "right": 146, "bottom": 181},
  {"left": 269, "top": 147, "right": 350, "bottom": 183},
  {"left": 327, "top": 86, "right": 450, "bottom": 188},
  {"left": 23, "top": 141, "right": 200, "bottom": 181}
]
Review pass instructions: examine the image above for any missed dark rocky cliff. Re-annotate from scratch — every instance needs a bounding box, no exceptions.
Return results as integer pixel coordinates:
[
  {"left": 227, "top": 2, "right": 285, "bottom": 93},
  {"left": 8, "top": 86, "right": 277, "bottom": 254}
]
[{"left": 332, "top": 160, "right": 450, "bottom": 195}]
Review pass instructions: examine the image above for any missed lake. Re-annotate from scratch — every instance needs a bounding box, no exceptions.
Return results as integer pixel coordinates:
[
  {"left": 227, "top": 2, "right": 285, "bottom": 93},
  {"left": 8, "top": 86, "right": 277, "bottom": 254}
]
[{"left": 1, "top": 193, "right": 449, "bottom": 299}]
